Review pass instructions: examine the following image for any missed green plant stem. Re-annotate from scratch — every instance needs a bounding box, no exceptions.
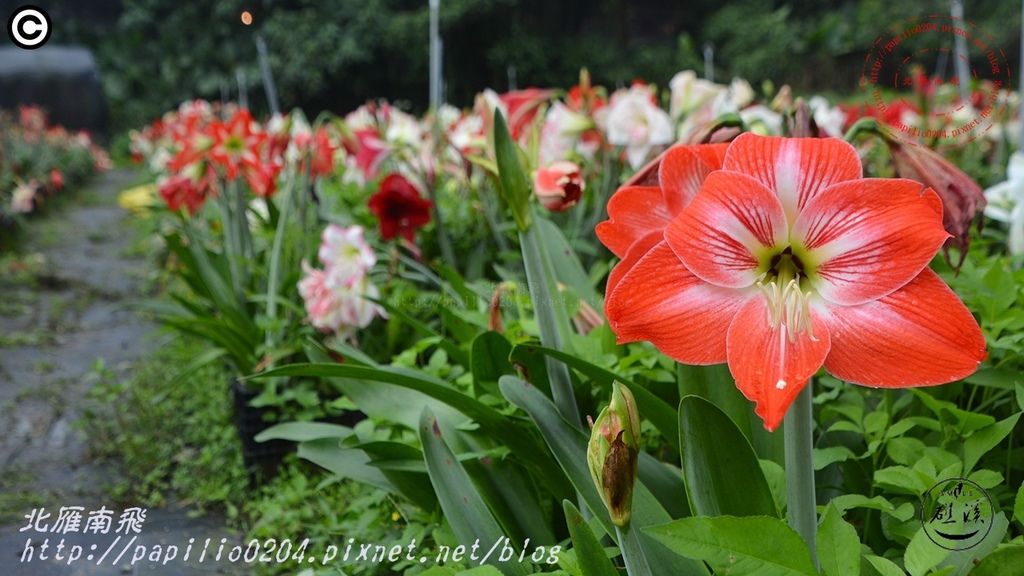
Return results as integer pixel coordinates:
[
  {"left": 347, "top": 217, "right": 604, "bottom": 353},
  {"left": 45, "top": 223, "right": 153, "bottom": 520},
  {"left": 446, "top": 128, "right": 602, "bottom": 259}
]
[
  {"left": 615, "top": 524, "right": 653, "bottom": 576},
  {"left": 785, "top": 381, "right": 818, "bottom": 568},
  {"left": 265, "top": 175, "right": 294, "bottom": 352},
  {"left": 217, "top": 187, "right": 243, "bottom": 303},
  {"left": 518, "top": 210, "right": 581, "bottom": 429}
]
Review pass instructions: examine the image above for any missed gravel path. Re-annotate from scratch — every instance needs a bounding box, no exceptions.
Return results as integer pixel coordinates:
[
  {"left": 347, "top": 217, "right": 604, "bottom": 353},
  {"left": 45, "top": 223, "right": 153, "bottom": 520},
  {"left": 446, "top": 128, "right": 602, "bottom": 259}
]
[{"left": 0, "top": 170, "right": 245, "bottom": 575}]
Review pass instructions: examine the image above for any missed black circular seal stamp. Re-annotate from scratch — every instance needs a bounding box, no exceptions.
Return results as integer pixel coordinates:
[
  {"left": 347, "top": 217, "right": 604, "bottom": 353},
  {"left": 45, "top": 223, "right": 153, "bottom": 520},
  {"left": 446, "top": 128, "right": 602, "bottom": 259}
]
[{"left": 920, "top": 477, "right": 994, "bottom": 550}]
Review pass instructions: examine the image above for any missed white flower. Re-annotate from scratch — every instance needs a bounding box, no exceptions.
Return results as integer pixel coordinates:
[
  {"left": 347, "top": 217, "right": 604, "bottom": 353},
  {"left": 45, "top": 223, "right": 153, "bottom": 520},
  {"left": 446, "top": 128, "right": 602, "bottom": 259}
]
[
  {"left": 10, "top": 181, "right": 36, "bottom": 214},
  {"left": 727, "top": 78, "right": 755, "bottom": 109},
  {"left": 669, "top": 70, "right": 724, "bottom": 119},
  {"left": 385, "top": 109, "right": 424, "bottom": 148},
  {"left": 603, "top": 85, "right": 674, "bottom": 169},
  {"left": 448, "top": 113, "right": 484, "bottom": 153},
  {"left": 318, "top": 224, "right": 377, "bottom": 282},
  {"left": 538, "top": 101, "right": 592, "bottom": 165},
  {"left": 739, "top": 105, "right": 783, "bottom": 135},
  {"left": 808, "top": 96, "right": 846, "bottom": 137},
  {"left": 984, "top": 151, "right": 1024, "bottom": 254}
]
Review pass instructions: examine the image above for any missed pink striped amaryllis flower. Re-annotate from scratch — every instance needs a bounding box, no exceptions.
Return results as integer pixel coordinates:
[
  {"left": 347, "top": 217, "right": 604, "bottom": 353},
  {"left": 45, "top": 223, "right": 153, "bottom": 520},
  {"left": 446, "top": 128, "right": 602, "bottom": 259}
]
[{"left": 599, "top": 133, "right": 986, "bottom": 431}]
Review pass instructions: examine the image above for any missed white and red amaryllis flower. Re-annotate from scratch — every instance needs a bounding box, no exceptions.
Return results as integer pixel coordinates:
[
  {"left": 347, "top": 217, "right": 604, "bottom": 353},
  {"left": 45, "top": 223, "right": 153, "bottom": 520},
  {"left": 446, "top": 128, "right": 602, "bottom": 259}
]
[
  {"left": 602, "top": 84, "right": 674, "bottom": 169},
  {"left": 600, "top": 133, "right": 986, "bottom": 431},
  {"left": 538, "top": 101, "right": 593, "bottom": 165},
  {"left": 317, "top": 224, "right": 377, "bottom": 283},
  {"left": 534, "top": 161, "right": 585, "bottom": 212},
  {"left": 297, "top": 262, "right": 384, "bottom": 338}
]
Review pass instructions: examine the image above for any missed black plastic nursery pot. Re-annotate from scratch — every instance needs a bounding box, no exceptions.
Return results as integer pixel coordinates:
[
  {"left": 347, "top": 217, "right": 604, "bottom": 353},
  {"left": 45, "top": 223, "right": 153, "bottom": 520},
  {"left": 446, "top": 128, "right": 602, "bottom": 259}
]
[{"left": 230, "top": 378, "right": 291, "bottom": 484}]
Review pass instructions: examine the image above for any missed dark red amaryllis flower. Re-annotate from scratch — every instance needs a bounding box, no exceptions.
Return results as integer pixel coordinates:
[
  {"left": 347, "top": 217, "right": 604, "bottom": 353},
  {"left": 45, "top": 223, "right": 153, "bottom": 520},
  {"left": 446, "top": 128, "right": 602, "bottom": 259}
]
[{"left": 368, "top": 174, "right": 433, "bottom": 243}]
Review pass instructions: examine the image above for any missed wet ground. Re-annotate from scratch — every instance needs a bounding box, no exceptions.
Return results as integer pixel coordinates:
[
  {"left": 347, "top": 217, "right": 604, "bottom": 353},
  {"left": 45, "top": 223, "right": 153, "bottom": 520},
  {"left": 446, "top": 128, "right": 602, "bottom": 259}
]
[{"left": 0, "top": 170, "right": 244, "bottom": 575}]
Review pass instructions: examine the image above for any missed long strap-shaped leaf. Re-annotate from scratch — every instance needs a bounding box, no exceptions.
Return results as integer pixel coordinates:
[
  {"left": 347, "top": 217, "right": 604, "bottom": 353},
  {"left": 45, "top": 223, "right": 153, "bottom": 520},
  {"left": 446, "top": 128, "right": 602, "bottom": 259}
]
[
  {"left": 419, "top": 408, "right": 530, "bottom": 576},
  {"left": 250, "top": 363, "right": 573, "bottom": 498},
  {"left": 679, "top": 395, "right": 777, "bottom": 518},
  {"left": 511, "top": 344, "right": 679, "bottom": 451},
  {"left": 563, "top": 501, "right": 618, "bottom": 576}
]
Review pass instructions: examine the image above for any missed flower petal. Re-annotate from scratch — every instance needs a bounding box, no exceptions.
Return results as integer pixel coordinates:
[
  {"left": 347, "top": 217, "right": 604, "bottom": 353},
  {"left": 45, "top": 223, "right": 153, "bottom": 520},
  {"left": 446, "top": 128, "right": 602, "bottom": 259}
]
[
  {"left": 606, "top": 241, "right": 745, "bottom": 365},
  {"left": 727, "top": 296, "right": 832, "bottom": 431},
  {"left": 666, "top": 171, "right": 788, "bottom": 288},
  {"left": 605, "top": 230, "right": 662, "bottom": 296},
  {"left": 596, "top": 185, "right": 671, "bottom": 258},
  {"left": 794, "top": 179, "right": 949, "bottom": 305},
  {"left": 658, "top": 143, "right": 729, "bottom": 213},
  {"left": 723, "top": 132, "right": 862, "bottom": 219},
  {"left": 821, "top": 268, "right": 986, "bottom": 387}
]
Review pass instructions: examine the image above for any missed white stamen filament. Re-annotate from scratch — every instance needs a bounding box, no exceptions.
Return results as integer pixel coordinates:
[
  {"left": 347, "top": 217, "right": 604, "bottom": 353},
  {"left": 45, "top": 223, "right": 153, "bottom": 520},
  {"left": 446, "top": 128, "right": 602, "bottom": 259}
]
[{"left": 757, "top": 277, "right": 816, "bottom": 343}]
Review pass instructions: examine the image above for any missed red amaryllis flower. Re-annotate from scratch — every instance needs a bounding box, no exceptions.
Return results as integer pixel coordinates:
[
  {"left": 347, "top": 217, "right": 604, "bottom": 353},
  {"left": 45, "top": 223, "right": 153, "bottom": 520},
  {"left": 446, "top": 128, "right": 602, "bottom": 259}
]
[
  {"left": 597, "top": 142, "right": 729, "bottom": 295},
  {"left": 500, "top": 88, "right": 555, "bottom": 140},
  {"left": 158, "top": 163, "right": 218, "bottom": 215},
  {"left": 244, "top": 159, "right": 283, "bottom": 198},
  {"left": 602, "top": 133, "right": 986, "bottom": 430},
  {"left": 207, "top": 109, "right": 267, "bottom": 180},
  {"left": 349, "top": 128, "right": 389, "bottom": 181},
  {"left": 368, "top": 174, "right": 433, "bottom": 243},
  {"left": 534, "top": 161, "right": 585, "bottom": 212},
  {"left": 309, "top": 127, "right": 336, "bottom": 177}
]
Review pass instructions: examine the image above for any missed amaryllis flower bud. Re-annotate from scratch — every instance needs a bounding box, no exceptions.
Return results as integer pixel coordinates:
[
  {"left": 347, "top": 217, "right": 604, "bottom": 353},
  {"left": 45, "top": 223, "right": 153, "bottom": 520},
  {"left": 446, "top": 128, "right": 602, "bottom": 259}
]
[
  {"left": 587, "top": 382, "right": 640, "bottom": 527},
  {"left": 533, "top": 161, "right": 584, "bottom": 212},
  {"left": 888, "top": 138, "right": 986, "bottom": 261}
]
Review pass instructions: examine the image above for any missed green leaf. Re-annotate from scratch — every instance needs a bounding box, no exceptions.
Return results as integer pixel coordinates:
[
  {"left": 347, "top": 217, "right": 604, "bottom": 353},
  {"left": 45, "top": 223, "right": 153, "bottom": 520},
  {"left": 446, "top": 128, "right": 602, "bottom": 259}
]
[
  {"left": 537, "top": 217, "right": 602, "bottom": 311},
  {"left": 471, "top": 331, "right": 513, "bottom": 397},
  {"left": 679, "top": 396, "right": 777, "bottom": 517},
  {"left": 297, "top": 438, "right": 395, "bottom": 493},
  {"left": 864, "top": 555, "right": 907, "bottom": 576},
  {"left": 493, "top": 111, "right": 532, "bottom": 230},
  {"left": 1015, "top": 482, "right": 1024, "bottom": 530},
  {"left": 255, "top": 422, "right": 352, "bottom": 442},
  {"left": 419, "top": 408, "right": 529, "bottom": 576},
  {"left": 814, "top": 446, "right": 859, "bottom": 470},
  {"left": 905, "top": 526, "right": 949, "bottom": 576},
  {"left": 644, "top": 515, "right": 818, "bottom": 575},
  {"left": 968, "top": 545, "right": 1024, "bottom": 576},
  {"left": 817, "top": 504, "right": 860, "bottom": 576},
  {"left": 962, "top": 413, "right": 1021, "bottom": 473},
  {"left": 677, "top": 364, "right": 755, "bottom": 446},
  {"left": 511, "top": 344, "right": 679, "bottom": 450},
  {"left": 563, "top": 501, "right": 619, "bottom": 576},
  {"left": 259, "top": 360, "right": 573, "bottom": 499}
]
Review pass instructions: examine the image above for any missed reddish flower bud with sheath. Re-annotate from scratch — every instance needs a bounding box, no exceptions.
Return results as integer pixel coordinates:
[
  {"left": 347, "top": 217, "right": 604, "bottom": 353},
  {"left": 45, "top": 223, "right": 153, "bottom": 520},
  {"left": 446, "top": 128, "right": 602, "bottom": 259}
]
[
  {"left": 600, "top": 133, "right": 986, "bottom": 431},
  {"left": 534, "top": 161, "right": 584, "bottom": 212}
]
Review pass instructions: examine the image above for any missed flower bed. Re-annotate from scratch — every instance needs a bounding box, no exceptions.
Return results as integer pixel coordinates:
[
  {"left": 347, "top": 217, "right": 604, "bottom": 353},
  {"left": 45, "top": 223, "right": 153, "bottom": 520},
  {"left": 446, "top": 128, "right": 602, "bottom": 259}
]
[
  {"left": 128, "top": 69, "right": 1024, "bottom": 575},
  {"left": 0, "top": 106, "right": 110, "bottom": 246}
]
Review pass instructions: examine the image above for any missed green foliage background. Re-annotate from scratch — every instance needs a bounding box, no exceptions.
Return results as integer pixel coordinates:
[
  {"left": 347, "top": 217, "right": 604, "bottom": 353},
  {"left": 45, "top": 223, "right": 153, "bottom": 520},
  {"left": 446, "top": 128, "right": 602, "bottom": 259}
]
[{"left": 42, "top": 0, "right": 1021, "bottom": 132}]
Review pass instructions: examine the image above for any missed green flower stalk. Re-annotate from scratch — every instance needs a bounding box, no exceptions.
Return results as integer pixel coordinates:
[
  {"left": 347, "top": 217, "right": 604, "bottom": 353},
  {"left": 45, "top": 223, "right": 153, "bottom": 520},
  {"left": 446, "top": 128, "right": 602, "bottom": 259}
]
[{"left": 587, "top": 382, "right": 640, "bottom": 527}]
